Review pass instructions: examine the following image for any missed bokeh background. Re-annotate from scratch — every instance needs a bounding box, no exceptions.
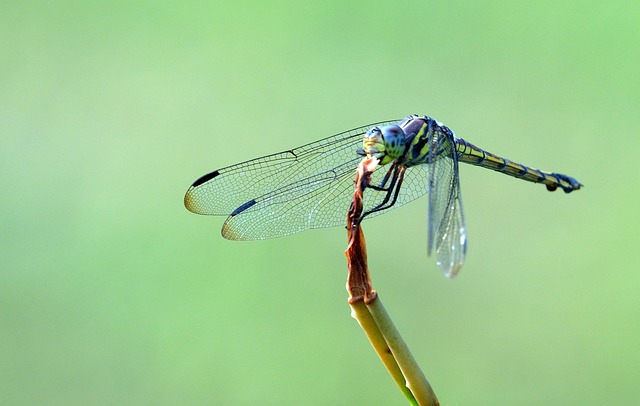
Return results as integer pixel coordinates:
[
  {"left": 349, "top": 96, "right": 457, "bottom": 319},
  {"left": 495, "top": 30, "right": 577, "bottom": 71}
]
[{"left": 2, "top": 1, "right": 638, "bottom": 405}]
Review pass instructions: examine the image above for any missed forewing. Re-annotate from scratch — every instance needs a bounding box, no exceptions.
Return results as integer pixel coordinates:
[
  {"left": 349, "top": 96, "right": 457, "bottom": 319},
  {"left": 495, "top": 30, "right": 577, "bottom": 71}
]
[{"left": 185, "top": 120, "right": 399, "bottom": 239}]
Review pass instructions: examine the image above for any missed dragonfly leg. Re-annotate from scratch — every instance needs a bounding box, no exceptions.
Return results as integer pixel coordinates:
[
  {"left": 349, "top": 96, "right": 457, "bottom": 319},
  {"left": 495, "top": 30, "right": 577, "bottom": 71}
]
[
  {"left": 367, "top": 161, "right": 397, "bottom": 192},
  {"left": 359, "top": 164, "right": 406, "bottom": 222}
]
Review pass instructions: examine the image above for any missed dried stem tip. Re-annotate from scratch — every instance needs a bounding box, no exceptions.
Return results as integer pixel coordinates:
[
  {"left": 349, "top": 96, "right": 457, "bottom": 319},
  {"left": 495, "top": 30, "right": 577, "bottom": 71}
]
[{"left": 345, "top": 157, "right": 379, "bottom": 304}]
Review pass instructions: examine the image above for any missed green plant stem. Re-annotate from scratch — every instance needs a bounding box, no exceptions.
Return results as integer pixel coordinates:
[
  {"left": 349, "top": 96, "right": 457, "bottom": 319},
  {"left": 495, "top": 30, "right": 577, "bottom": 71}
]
[
  {"left": 366, "top": 298, "right": 439, "bottom": 406},
  {"left": 349, "top": 300, "right": 418, "bottom": 405}
]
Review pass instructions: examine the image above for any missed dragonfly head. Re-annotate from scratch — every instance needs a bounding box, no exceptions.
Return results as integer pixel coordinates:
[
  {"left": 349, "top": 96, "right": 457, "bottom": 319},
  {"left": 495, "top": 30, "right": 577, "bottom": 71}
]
[{"left": 362, "top": 125, "right": 406, "bottom": 165}]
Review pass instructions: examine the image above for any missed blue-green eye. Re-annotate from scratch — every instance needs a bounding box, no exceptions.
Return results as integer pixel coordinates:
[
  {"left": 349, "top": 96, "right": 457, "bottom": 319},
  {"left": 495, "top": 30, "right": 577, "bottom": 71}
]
[{"left": 380, "top": 125, "right": 406, "bottom": 159}]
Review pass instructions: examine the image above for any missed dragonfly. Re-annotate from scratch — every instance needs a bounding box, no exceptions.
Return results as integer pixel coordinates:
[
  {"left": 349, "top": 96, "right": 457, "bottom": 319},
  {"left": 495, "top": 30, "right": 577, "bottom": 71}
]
[{"left": 184, "top": 114, "right": 582, "bottom": 277}]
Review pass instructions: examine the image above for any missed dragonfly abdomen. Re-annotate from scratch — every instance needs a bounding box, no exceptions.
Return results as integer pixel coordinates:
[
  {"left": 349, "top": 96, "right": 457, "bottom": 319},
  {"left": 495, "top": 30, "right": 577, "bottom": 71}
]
[{"left": 454, "top": 138, "right": 582, "bottom": 193}]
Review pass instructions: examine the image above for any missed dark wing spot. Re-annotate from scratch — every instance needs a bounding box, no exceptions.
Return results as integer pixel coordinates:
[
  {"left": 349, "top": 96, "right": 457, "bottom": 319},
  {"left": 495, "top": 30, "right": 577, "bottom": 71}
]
[
  {"left": 191, "top": 170, "right": 220, "bottom": 187},
  {"left": 231, "top": 199, "right": 257, "bottom": 216}
]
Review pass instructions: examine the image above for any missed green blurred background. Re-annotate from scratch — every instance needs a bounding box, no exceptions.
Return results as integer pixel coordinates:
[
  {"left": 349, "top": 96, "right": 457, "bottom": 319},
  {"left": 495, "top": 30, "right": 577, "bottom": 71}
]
[{"left": 2, "top": 1, "right": 638, "bottom": 405}]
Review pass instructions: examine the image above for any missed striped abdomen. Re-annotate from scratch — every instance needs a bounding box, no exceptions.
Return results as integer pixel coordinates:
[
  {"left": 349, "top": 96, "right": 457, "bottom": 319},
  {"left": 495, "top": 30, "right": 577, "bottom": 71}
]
[{"left": 454, "top": 138, "right": 582, "bottom": 193}]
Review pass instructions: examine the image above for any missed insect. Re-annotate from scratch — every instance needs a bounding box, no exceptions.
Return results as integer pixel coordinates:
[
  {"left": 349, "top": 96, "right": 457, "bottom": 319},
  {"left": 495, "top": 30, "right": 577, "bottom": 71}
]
[{"left": 185, "top": 114, "right": 582, "bottom": 277}]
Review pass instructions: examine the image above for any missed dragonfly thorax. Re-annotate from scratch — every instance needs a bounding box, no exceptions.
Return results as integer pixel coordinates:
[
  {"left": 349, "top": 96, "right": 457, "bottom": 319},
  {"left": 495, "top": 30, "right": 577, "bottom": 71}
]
[{"left": 362, "top": 125, "right": 407, "bottom": 165}]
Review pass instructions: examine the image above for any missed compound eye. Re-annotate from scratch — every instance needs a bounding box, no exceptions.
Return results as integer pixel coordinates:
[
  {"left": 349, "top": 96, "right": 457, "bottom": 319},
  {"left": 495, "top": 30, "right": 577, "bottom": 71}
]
[
  {"left": 381, "top": 125, "right": 404, "bottom": 143},
  {"left": 385, "top": 126, "right": 400, "bottom": 136},
  {"left": 380, "top": 125, "right": 406, "bottom": 159}
]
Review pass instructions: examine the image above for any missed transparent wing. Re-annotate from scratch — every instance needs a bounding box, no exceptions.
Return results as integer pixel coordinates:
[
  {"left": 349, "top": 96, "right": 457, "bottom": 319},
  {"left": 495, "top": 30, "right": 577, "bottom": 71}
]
[
  {"left": 184, "top": 120, "right": 400, "bottom": 240},
  {"left": 220, "top": 158, "right": 360, "bottom": 240},
  {"left": 427, "top": 126, "right": 467, "bottom": 277},
  {"left": 221, "top": 151, "right": 439, "bottom": 240}
]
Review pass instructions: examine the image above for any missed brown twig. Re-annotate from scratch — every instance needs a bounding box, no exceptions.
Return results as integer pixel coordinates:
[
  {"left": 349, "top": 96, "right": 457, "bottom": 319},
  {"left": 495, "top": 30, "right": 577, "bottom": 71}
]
[{"left": 345, "top": 157, "right": 378, "bottom": 304}]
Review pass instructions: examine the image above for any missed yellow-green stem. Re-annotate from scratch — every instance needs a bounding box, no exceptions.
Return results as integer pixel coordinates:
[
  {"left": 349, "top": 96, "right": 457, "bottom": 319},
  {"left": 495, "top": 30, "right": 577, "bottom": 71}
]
[{"left": 349, "top": 300, "right": 418, "bottom": 405}]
